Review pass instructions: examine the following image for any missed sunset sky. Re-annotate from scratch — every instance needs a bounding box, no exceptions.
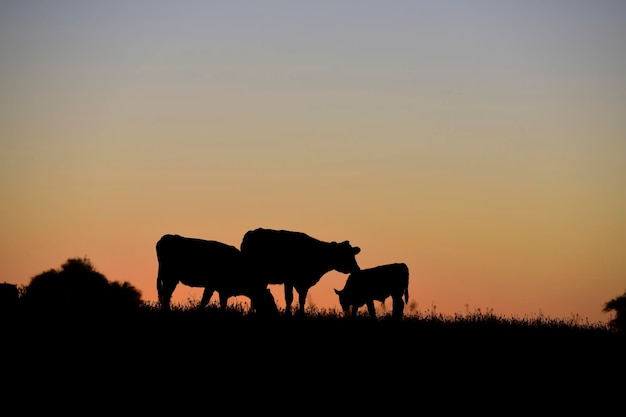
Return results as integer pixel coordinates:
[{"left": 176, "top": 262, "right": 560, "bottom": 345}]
[{"left": 1, "top": 1, "right": 625, "bottom": 324}]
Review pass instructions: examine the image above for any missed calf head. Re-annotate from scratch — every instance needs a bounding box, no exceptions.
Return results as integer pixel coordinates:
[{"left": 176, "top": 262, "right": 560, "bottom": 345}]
[{"left": 334, "top": 287, "right": 351, "bottom": 314}]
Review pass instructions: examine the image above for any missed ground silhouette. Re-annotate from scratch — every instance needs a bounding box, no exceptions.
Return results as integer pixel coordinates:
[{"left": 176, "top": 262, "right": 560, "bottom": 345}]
[{"left": 3, "top": 302, "right": 623, "bottom": 414}]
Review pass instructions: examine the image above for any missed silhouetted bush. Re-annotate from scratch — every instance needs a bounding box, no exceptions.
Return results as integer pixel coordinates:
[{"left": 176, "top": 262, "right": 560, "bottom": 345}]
[
  {"left": 108, "top": 280, "right": 143, "bottom": 311},
  {"left": 20, "top": 257, "right": 143, "bottom": 315},
  {"left": 0, "top": 282, "right": 19, "bottom": 312},
  {"left": 603, "top": 290, "right": 626, "bottom": 332}
]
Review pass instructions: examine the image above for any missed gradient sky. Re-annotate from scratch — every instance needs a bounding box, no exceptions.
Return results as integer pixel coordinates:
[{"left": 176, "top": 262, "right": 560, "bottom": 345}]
[{"left": 2, "top": 1, "right": 625, "bottom": 324}]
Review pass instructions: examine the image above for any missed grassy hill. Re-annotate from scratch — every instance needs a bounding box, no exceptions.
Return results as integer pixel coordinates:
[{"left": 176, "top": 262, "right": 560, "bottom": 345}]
[{"left": 2, "top": 302, "right": 623, "bottom": 413}]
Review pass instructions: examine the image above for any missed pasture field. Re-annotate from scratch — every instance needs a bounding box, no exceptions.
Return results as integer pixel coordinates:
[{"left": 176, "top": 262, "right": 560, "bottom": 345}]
[{"left": 2, "top": 303, "right": 624, "bottom": 413}]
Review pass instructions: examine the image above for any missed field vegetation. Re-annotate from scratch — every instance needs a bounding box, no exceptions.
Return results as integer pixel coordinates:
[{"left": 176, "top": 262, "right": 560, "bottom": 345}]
[
  {"left": 2, "top": 297, "right": 624, "bottom": 412},
  {"left": 2, "top": 257, "right": 624, "bottom": 411}
]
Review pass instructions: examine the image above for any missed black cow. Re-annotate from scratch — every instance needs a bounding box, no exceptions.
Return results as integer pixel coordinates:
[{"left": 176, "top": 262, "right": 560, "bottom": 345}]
[
  {"left": 334, "top": 262, "right": 409, "bottom": 320},
  {"left": 240, "top": 228, "right": 361, "bottom": 316},
  {"left": 156, "top": 234, "right": 277, "bottom": 314}
]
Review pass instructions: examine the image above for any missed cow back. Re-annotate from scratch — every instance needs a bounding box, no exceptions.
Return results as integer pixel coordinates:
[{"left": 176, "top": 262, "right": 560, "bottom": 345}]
[
  {"left": 240, "top": 228, "right": 361, "bottom": 285},
  {"left": 343, "top": 263, "right": 409, "bottom": 302},
  {"left": 156, "top": 234, "right": 244, "bottom": 288}
]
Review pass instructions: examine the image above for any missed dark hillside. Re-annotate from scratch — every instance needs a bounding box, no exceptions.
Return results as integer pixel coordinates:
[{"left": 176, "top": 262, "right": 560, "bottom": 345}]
[{"left": 2, "top": 304, "right": 623, "bottom": 413}]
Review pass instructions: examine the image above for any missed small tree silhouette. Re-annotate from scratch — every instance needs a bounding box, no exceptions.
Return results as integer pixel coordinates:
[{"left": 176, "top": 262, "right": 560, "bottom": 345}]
[
  {"left": 21, "top": 256, "right": 142, "bottom": 314},
  {"left": 108, "top": 280, "right": 143, "bottom": 311},
  {"left": 603, "top": 290, "right": 626, "bottom": 332},
  {"left": 0, "top": 282, "right": 19, "bottom": 312}
]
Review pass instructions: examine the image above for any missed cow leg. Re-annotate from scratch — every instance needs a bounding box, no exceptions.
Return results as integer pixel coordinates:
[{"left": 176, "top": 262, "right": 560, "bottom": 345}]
[
  {"left": 296, "top": 288, "right": 308, "bottom": 317},
  {"left": 157, "top": 277, "right": 178, "bottom": 311},
  {"left": 351, "top": 305, "right": 358, "bottom": 318},
  {"left": 199, "top": 288, "right": 215, "bottom": 309},
  {"left": 392, "top": 296, "right": 404, "bottom": 319},
  {"left": 218, "top": 293, "right": 229, "bottom": 311},
  {"left": 366, "top": 300, "right": 377, "bottom": 319},
  {"left": 284, "top": 283, "right": 294, "bottom": 316}
]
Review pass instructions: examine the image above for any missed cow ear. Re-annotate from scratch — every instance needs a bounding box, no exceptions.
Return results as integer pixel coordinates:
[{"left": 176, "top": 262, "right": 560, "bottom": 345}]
[{"left": 353, "top": 246, "right": 361, "bottom": 255}]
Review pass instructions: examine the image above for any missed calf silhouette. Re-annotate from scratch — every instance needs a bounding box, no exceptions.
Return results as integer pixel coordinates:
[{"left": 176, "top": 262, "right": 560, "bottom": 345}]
[
  {"left": 334, "top": 262, "right": 409, "bottom": 319},
  {"left": 156, "top": 234, "right": 277, "bottom": 315},
  {"left": 240, "top": 228, "right": 361, "bottom": 316}
]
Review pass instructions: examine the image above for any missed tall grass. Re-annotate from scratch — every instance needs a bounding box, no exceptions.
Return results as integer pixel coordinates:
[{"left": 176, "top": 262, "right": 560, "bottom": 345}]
[
  {"left": 3, "top": 296, "right": 624, "bottom": 411},
  {"left": 131, "top": 298, "right": 614, "bottom": 337},
  {"left": 181, "top": 298, "right": 604, "bottom": 324}
]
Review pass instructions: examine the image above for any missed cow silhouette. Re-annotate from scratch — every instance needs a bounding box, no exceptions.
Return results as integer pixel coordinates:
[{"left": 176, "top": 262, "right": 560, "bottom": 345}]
[
  {"left": 240, "top": 228, "right": 361, "bottom": 316},
  {"left": 334, "top": 262, "right": 409, "bottom": 320},
  {"left": 156, "top": 234, "right": 277, "bottom": 315}
]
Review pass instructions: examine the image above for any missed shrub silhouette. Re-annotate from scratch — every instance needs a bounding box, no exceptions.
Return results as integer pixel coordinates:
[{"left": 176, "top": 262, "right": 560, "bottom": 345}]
[
  {"left": 108, "top": 280, "right": 143, "bottom": 311},
  {"left": 603, "top": 290, "right": 626, "bottom": 332},
  {"left": 0, "top": 282, "right": 19, "bottom": 312},
  {"left": 21, "top": 257, "right": 142, "bottom": 314}
]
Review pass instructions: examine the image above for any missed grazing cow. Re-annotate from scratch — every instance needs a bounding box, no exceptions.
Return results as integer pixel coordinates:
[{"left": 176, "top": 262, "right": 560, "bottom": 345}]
[
  {"left": 156, "top": 234, "right": 277, "bottom": 315},
  {"left": 240, "top": 228, "right": 361, "bottom": 316},
  {"left": 334, "top": 262, "right": 409, "bottom": 320}
]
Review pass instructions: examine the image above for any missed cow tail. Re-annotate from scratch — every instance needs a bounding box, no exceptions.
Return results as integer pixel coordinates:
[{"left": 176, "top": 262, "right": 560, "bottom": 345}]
[{"left": 404, "top": 286, "right": 409, "bottom": 304}]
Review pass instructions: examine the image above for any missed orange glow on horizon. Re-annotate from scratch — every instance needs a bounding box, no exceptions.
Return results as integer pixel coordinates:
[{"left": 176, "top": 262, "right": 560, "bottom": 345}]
[{"left": 1, "top": 1, "right": 625, "bottom": 326}]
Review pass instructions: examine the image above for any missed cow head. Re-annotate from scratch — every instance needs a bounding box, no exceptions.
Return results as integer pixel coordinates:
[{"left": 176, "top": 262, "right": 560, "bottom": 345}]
[
  {"left": 249, "top": 288, "right": 279, "bottom": 317},
  {"left": 332, "top": 241, "right": 361, "bottom": 274}
]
